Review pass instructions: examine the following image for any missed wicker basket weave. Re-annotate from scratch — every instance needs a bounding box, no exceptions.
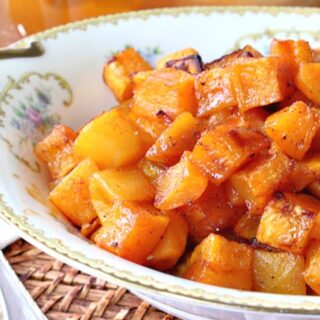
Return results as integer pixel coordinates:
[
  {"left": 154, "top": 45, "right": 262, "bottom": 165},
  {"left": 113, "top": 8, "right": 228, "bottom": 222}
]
[{"left": 4, "top": 240, "right": 176, "bottom": 320}]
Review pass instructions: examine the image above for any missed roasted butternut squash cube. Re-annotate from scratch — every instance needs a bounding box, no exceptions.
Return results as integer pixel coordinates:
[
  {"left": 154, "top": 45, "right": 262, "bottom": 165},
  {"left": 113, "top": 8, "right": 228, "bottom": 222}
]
[
  {"left": 256, "top": 193, "right": 318, "bottom": 254},
  {"left": 229, "top": 150, "right": 290, "bottom": 214},
  {"left": 49, "top": 158, "right": 98, "bottom": 226},
  {"left": 90, "top": 167, "right": 155, "bottom": 202},
  {"left": 181, "top": 183, "right": 238, "bottom": 241},
  {"left": 265, "top": 101, "right": 320, "bottom": 160},
  {"left": 310, "top": 214, "right": 320, "bottom": 241},
  {"left": 192, "top": 123, "right": 270, "bottom": 185},
  {"left": 132, "top": 68, "right": 197, "bottom": 120},
  {"left": 147, "top": 211, "right": 188, "bottom": 270},
  {"left": 253, "top": 250, "right": 306, "bottom": 294},
  {"left": 157, "top": 48, "right": 198, "bottom": 69},
  {"left": 304, "top": 240, "right": 320, "bottom": 294},
  {"left": 35, "top": 125, "right": 81, "bottom": 180},
  {"left": 232, "top": 57, "right": 288, "bottom": 112},
  {"left": 103, "top": 47, "right": 151, "bottom": 101},
  {"left": 146, "top": 112, "right": 198, "bottom": 165},
  {"left": 195, "top": 67, "right": 237, "bottom": 117},
  {"left": 155, "top": 152, "right": 208, "bottom": 210},
  {"left": 93, "top": 202, "right": 169, "bottom": 264},
  {"left": 205, "top": 45, "right": 262, "bottom": 69},
  {"left": 295, "top": 63, "right": 320, "bottom": 106},
  {"left": 234, "top": 212, "right": 261, "bottom": 240},
  {"left": 137, "top": 158, "right": 166, "bottom": 185},
  {"left": 185, "top": 234, "right": 253, "bottom": 290},
  {"left": 224, "top": 181, "right": 246, "bottom": 207},
  {"left": 74, "top": 107, "right": 148, "bottom": 168},
  {"left": 206, "top": 106, "right": 239, "bottom": 129}
]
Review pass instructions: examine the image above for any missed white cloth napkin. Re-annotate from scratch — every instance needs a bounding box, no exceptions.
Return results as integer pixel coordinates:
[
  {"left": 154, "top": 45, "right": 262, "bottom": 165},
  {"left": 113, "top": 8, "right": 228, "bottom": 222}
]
[{"left": 0, "top": 219, "right": 19, "bottom": 250}]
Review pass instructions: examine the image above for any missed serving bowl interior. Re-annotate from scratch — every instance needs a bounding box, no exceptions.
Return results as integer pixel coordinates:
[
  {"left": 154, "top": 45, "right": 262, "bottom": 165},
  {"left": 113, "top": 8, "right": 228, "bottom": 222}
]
[{"left": 2, "top": 6, "right": 320, "bottom": 318}]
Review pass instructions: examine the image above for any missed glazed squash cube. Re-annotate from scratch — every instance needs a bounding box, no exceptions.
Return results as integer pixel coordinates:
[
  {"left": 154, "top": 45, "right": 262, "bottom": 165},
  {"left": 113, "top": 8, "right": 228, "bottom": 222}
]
[
  {"left": 185, "top": 234, "right": 253, "bottom": 290},
  {"left": 147, "top": 211, "right": 188, "bottom": 271},
  {"left": 206, "top": 106, "right": 239, "bottom": 129},
  {"left": 195, "top": 67, "right": 237, "bottom": 117},
  {"left": 253, "top": 250, "right": 306, "bottom": 294},
  {"left": 74, "top": 107, "right": 148, "bottom": 168},
  {"left": 234, "top": 212, "right": 261, "bottom": 240},
  {"left": 232, "top": 57, "right": 288, "bottom": 112},
  {"left": 103, "top": 47, "right": 151, "bottom": 101},
  {"left": 229, "top": 150, "right": 290, "bottom": 214},
  {"left": 310, "top": 214, "right": 320, "bottom": 241},
  {"left": 146, "top": 112, "right": 198, "bottom": 166},
  {"left": 265, "top": 101, "right": 320, "bottom": 160},
  {"left": 304, "top": 240, "right": 320, "bottom": 294},
  {"left": 137, "top": 158, "right": 166, "bottom": 185},
  {"left": 49, "top": 158, "right": 99, "bottom": 226},
  {"left": 205, "top": 45, "right": 262, "bottom": 69},
  {"left": 93, "top": 202, "right": 169, "bottom": 264},
  {"left": 181, "top": 183, "right": 238, "bottom": 241},
  {"left": 90, "top": 166, "right": 155, "bottom": 203},
  {"left": 192, "top": 123, "right": 270, "bottom": 185},
  {"left": 35, "top": 125, "right": 81, "bottom": 180},
  {"left": 224, "top": 181, "right": 246, "bottom": 207},
  {"left": 295, "top": 63, "right": 320, "bottom": 105},
  {"left": 256, "top": 193, "right": 318, "bottom": 254},
  {"left": 154, "top": 152, "right": 208, "bottom": 210},
  {"left": 157, "top": 48, "right": 198, "bottom": 69},
  {"left": 132, "top": 68, "right": 197, "bottom": 120}
]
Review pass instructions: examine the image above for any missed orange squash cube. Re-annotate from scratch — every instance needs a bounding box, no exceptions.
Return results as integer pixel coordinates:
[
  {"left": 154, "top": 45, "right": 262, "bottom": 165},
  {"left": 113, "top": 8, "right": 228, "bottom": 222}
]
[
  {"left": 304, "top": 240, "right": 320, "bottom": 294},
  {"left": 234, "top": 212, "right": 261, "bottom": 240},
  {"left": 181, "top": 183, "right": 238, "bottom": 241},
  {"left": 147, "top": 211, "right": 188, "bottom": 270},
  {"left": 185, "top": 234, "right": 253, "bottom": 290},
  {"left": 295, "top": 63, "right": 320, "bottom": 106},
  {"left": 49, "top": 158, "right": 99, "bottom": 226},
  {"left": 93, "top": 202, "right": 169, "bottom": 264},
  {"left": 74, "top": 107, "right": 149, "bottom": 168},
  {"left": 137, "top": 158, "right": 166, "bottom": 185},
  {"left": 195, "top": 67, "right": 237, "bottom": 117},
  {"left": 146, "top": 112, "right": 198, "bottom": 165},
  {"left": 253, "top": 250, "right": 306, "bottom": 294},
  {"left": 157, "top": 48, "right": 198, "bottom": 69},
  {"left": 132, "top": 68, "right": 197, "bottom": 120},
  {"left": 265, "top": 101, "right": 320, "bottom": 160},
  {"left": 35, "top": 125, "right": 81, "bottom": 180},
  {"left": 103, "top": 47, "right": 151, "bottom": 102},
  {"left": 310, "top": 214, "right": 320, "bottom": 241},
  {"left": 256, "top": 193, "right": 318, "bottom": 254},
  {"left": 192, "top": 123, "right": 270, "bottom": 185},
  {"left": 232, "top": 57, "right": 288, "bottom": 112},
  {"left": 154, "top": 152, "right": 208, "bottom": 210},
  {"left": 90, "top": 167, "right": 155, "bottom": 203}
]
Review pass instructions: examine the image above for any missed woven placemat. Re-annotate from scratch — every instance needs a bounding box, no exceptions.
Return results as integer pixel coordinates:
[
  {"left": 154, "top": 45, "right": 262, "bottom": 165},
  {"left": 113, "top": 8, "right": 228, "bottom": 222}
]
[{"left": 4, "top": 240, "right": 176, "bottom": 320}]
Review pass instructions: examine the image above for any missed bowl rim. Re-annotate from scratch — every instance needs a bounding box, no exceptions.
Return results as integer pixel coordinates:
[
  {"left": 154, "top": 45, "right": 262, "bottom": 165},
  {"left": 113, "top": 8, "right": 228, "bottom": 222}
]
[{"left": 2, "top": 5, "right": 320, "bottom": 315}]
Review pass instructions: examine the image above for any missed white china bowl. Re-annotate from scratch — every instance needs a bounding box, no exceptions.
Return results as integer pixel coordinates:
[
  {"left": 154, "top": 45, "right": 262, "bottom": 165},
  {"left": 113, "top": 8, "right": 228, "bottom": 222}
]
[{"left": 1, "top": 7, "right": 320, "bottom": 320}]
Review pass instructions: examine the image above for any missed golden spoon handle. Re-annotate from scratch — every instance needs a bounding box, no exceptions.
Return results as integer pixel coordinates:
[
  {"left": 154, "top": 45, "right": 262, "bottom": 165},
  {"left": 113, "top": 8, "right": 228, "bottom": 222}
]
[{"left": 0, "top": 41, "right": 44, "bottom": 59}]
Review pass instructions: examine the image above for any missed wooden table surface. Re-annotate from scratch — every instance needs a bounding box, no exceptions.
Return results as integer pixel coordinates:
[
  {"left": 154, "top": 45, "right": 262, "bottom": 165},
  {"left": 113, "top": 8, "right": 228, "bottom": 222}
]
[{"left": 0, "top": 0, "right": 319, "bottom": 47}]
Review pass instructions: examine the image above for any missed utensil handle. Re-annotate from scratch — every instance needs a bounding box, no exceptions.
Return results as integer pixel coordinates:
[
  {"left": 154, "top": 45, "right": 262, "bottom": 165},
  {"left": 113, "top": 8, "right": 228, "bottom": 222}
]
[{"left": 0, "top": 41, "right": 44, "bottom": 59}]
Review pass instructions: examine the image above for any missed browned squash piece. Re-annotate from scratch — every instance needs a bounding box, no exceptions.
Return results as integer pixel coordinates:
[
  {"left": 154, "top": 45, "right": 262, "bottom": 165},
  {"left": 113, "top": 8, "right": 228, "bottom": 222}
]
[
  {"left": 90, "top": 166, "right": 155, "bottom": 203},
  {"left": 295, "top": 63, "right": 320, "bottom": 106},
  {"left": 310, "top": 214, "right": 320, "bottom": 241},
  {"left": 256, "top": 193, "right": 318, "bottom": 254},
  {"left": 311, "top": 109, "right": 320, "bottom": 152},
  {"left": 304, "top": 240, "right": 320, "bottom": 294},
  {"left": 103, "top": 47, "right": 151, "bottom": 102},
  {"left": 232, "top": 57, "right": 288, "bottom": 112},
  {"left": 147, "top": 211, "right": 188, "bottom": 270},
  {"left": 229, "top": 149, "right": 290, "bottom": 214},
  {"left": 181, "top": 183, "right": 238, "bottom": 241},
  {"left": 154, "top": 151, "right": 208, "bottom": 210},
  {"left": 253, "top": 250, "right": 306, "bottom": 294},
  {"left": 165, "top": 54, "right": 204, "bottom": 75},
  {"left": 192, "top": 122, "right": 270, "bottom": 185},
  {"left": 35, "top": 125, "right": 81, "bottom": 180},
  {"left": 49, "top": 158, "right": 99, "bottom": 227},
  {"left": 308, "top": 181, "right": 320, "bottom": 199},
  {"left": 195, "top": 67, "right": 237, "bottom": 117},
  {"left": 74, "top": 107, "right": 149, "bottom": 168},
  {"left": 278, "top": 90, "right": 315, "bottom": 109},
  {"left": 146, "top": 112, "right": 198, "bottom": 166},
  {"left": 234, "top": 212, "right": 261, "bottom": 240},
  {"left": 239, "top": 108, "right": 269, "bottom": 131},
  {"left": 206, "top": 106, "right": 239, "bottom": 129},
  {"left": 93, "top": 202, "right": 169, "bottom": 264},
  {"left": 185, "top": 234, "right": 253, "bottom": 290},
  {"left": 265, "top": 101, "right": 320, "bottom": 160},
  {"left": 137, "top": 158, "right": 166, "bottom": 185},
  {"left": 205, "top": 45, "right": 262, "bottom": 69},
  {"left": 157, "top": 48, "right": 198, "bottom": 69},
  {"left": 132, "top": 68, "right": 197, "bottom": 120},
  {"left": 224, "top": 181, "right": 246, "bottom": 207}
]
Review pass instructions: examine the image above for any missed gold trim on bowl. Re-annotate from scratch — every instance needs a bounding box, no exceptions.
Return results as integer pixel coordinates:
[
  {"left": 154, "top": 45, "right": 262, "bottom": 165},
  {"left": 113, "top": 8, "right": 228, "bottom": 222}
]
[{"left": 2, "top": 6, "right": 320, "bottom": 315}]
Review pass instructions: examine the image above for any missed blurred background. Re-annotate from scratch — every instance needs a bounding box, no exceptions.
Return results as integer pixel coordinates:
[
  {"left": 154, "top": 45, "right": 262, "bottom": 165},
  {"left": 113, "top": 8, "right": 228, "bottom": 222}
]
[{"left": 1, "top": 0, "right": 319, "bottom": 46}]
